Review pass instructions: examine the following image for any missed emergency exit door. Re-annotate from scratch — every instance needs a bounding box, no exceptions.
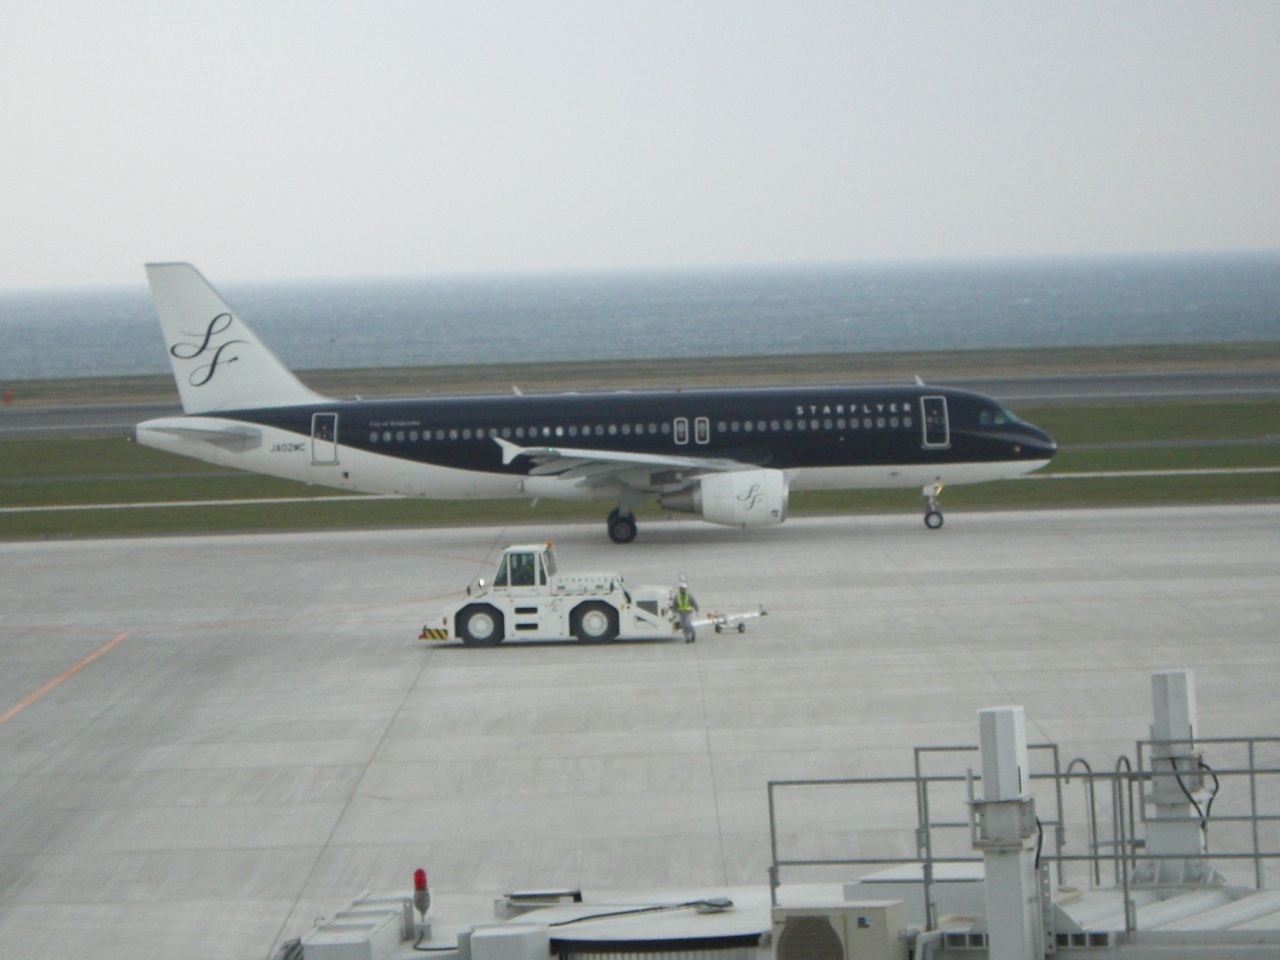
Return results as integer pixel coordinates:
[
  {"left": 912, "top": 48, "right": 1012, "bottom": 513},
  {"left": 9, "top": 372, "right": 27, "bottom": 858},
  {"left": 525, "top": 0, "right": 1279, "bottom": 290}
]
[
  {"left": 311, "top": 412, "right": 339, "bottom": 464},
  {"left": 920, "top": 396, "right": 949, "bottom": 448}
]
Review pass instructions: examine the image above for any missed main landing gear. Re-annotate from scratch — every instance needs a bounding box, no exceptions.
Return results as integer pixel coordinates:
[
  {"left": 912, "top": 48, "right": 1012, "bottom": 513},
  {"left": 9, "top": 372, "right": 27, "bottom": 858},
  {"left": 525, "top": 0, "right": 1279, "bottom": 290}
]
[
  {"left": 923, "top": 482, "right": 944, "bottom": 530},
  {"left": 607, "top": 508, "right": 637, "bottom": 544}
]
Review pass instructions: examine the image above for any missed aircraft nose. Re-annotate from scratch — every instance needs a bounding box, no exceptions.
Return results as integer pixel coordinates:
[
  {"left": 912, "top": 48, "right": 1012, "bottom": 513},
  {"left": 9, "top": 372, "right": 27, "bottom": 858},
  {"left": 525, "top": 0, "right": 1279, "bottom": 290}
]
[{"left": 1025, "top": 425, "right": 1057, "bottom": 458}]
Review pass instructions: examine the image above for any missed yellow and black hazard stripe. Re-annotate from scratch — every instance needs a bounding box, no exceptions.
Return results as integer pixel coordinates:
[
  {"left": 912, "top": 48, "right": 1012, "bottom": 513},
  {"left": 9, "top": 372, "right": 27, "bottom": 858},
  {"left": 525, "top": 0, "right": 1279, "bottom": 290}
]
[{"left": 419, "top": 627, "right": 449, "bottom": 641}]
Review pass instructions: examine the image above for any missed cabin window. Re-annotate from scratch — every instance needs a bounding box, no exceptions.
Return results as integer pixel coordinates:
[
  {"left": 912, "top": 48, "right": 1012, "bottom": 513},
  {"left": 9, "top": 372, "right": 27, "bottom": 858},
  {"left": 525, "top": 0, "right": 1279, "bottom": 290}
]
[
  {"left": 583, "top": 425, "right": 591, "bottom": 435},
  {"left": 661, "top": 422, "right": 670, "bottom": 435},
  {"left": 717, "top": 421, "right": 727, "bottom": 433},
  {"left": 382, "top": 431, "right": 392, "bottom": 442},
  {"left": 823, "top": 419, "right": 832, "bottom": 430},
  {"left": 462, "top": 428, "right": 471, "bottom": 439},
  {"left": 595, "top": 425, "right": 604, "bottom": 436},
  {"left": 568, "top": 425, "right": 578, "bottom": 436},
  {"left": 771, "top": 420, "right": 780, "bottom": 431},
  {"left": 784, "top": 420, "right": 793, "bottom": 430},
  {"left": 904, "top": 417, "right": 913, "bottom": 428},
  {"left": 837, "top": 419, "right": 846, "bottom": 429},
  {"left": 515, "top": 427, "right": 524, "bottom": 438},
  {"left": 542, "top": 426, "right": 551, "bottom": 437},
  {"left": 890, "top": 417, "right": 899, "bottom": 428},
  {"left": 395, "top": 431, "right": 404, "bottom": 442},
  {"left": 731, "top": 421, "right": 740, "bottom": 432},
  {"left": 369, "top": 431, "right": 378, "bottom": 443},
  {"left": 448, "top": 429, "right": 457, "bottom": 440},
  {"left": 744, "top": 421, "right": 754, "bottom": 432},
  {"left": 555, "top": 426, "right": 564, "bottom": 437},
  {"left": 811, "top": 419, "right": 820, "bottom": 430},
  {"left": 621, "top": 424, "right": 631, "bottom": 435},
  {"left": 797, "top": 420, "right": 806, "bottom": 431},
  {"left": 863, "top": 418, "right": 872, "bottom": 428},
  {"left": 608, "top": 424, "right": 617, "bottom": 435},
  {"left": 876, "top": 417, "right": 885, "bottom": 428},
  {"left": 410, "top": 431, "right": 418, "bottom": 441},
  {"left": 502, "top": 427, "right": 511, "bottom": 438}
]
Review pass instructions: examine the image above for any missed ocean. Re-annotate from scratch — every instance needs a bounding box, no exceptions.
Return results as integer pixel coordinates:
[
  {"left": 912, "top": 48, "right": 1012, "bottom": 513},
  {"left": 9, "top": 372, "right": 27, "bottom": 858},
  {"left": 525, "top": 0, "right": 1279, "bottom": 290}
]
[{"left": 2, "top": 253, "right": 1278, "bottom": 381}]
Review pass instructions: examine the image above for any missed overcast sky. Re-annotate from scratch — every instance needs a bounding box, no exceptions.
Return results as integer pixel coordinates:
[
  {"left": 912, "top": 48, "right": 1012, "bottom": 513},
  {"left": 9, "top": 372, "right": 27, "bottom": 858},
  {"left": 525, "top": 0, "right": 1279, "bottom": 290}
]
[{"left": 2, "top": 2, "right": 1279, "bottom": 290}]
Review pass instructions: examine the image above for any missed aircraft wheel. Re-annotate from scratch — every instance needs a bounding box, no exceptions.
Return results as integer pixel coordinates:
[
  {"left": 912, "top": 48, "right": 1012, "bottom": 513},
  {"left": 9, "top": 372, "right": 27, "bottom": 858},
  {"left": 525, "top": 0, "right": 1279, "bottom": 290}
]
[
  {"left": 571, "top": 601, "right": 619, "bottom": 643},
  {"left": 924, "top": 509, "right": 944, "bottom": 530},
  {"left": 457, "top": 604, "right": 504, "bottom": 646},
  {"left": 737, "top": 622, "right": 746, "bottom": 633},
  {"left": 607, "top": 510, "right": 637, "bottom": 544},
  {"left": 714, "top": 623, "right": 723, "bottom": 634}
]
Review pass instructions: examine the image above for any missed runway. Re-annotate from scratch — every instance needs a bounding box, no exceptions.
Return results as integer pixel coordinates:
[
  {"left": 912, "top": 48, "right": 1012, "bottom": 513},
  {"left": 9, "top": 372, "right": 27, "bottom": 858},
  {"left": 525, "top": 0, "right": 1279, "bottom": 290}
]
[
  {"left": 2, "top": 369, "right": 1277, "bottom": 438},
  {"left": 0, "top": 506, "right": 1278, "bottom": 959}
]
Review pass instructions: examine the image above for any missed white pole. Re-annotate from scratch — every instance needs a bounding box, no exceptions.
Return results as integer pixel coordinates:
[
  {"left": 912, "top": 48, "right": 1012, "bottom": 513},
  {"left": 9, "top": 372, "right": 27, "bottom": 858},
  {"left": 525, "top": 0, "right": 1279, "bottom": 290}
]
[{"left": 976, "top": 706, "right": 1043, "bottom": 960}]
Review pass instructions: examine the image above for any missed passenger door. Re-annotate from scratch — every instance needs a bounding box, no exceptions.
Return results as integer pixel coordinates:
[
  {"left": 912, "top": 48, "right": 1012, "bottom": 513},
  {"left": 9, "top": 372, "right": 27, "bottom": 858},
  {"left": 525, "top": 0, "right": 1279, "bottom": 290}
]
[
  {"left": 921, "top": 396, "right": 950, "bottom": 449},
  {"left": 311, "top": 412, "right": 339, "bottom": 464}
]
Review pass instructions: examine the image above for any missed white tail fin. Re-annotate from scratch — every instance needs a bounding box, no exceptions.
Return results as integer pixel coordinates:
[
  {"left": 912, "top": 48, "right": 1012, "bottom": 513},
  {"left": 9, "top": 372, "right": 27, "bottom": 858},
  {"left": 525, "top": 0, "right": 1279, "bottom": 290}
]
[{"left": 145, "top": 262, "right": 327, "bottom": 414}]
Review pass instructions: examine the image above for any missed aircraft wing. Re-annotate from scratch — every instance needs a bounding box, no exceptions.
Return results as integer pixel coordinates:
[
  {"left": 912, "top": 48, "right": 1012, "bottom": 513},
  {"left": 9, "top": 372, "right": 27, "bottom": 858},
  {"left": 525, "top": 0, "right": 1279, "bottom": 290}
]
[{"left": 493, "top": 437, "right": 747, "bottom": 489}]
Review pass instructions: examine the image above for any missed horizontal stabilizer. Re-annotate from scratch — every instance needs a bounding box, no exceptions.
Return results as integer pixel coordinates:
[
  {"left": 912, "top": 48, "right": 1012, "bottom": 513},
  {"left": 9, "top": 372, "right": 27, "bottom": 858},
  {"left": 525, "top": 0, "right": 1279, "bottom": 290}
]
[
  {"left": 136, "top": 417, "right": 262, "bottom": 453},
  {"left": 145, "top": 262, "right": 327, "bottom": 414}
]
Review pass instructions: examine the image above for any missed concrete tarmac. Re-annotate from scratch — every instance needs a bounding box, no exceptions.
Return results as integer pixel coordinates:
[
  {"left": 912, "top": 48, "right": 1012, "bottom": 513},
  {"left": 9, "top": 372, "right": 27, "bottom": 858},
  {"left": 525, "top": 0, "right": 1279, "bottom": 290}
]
[{"left": 0, "top": 506, "right": 1278, "bottom": 959}]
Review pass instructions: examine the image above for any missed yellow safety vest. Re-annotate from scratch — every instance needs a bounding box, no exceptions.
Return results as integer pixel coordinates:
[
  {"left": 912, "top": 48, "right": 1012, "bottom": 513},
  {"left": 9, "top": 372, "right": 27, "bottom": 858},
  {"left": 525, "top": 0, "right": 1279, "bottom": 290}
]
[{"left": 676, "top": 590, "right": 694, "bottom": 612}]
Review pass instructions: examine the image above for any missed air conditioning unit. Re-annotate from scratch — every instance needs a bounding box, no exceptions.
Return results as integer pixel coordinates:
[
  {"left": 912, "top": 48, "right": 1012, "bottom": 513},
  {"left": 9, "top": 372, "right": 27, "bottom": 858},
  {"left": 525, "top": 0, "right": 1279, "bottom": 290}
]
[{"left": 772, "top": 901, "right": 907, "bottom": 960}]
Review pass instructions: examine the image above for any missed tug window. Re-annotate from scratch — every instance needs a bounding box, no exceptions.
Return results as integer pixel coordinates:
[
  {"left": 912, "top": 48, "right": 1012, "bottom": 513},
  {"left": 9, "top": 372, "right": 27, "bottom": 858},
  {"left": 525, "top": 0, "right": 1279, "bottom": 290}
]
[{"left": 509, "top": 552, "right": 537, "bottom": 587}]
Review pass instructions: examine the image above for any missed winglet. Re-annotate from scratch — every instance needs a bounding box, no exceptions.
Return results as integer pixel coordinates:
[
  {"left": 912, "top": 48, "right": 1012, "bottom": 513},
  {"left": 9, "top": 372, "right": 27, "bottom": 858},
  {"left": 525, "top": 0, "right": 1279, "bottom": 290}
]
[{"left": 914, "top": 374, "right": 925, "bottom": 386}]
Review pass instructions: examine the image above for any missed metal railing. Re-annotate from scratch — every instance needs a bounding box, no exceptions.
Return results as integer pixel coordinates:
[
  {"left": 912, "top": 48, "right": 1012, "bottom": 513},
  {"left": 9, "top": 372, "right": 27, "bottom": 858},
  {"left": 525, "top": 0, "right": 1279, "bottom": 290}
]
[{"left": 767, "top": 737, "right": 1280, "bottom": 935}]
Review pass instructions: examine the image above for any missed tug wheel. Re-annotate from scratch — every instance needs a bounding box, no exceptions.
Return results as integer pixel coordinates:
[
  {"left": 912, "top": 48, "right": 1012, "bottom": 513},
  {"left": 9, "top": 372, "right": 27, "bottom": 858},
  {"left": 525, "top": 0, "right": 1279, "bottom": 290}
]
[
  {"left": 458, "top": 604, "right": 504, "bottom": 646},
  {"left": 571, "top": 601, "right": 619, "bottom": 643}
]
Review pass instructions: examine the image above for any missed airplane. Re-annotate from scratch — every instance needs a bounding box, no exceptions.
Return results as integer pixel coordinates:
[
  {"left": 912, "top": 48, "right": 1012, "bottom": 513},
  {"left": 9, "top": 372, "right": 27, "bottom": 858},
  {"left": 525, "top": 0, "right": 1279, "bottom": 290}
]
[{"left": 135, "top": 262, "right": 1057, "bottom": 542}]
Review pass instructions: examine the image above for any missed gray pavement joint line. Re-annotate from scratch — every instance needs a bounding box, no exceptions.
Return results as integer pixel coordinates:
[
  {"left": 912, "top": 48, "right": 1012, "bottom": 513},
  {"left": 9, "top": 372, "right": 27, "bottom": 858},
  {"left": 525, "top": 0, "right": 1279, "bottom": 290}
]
[
  {"left": 265, "top": 646, "right": 433, "bottom": 960},
  {"left": 692, "top": 639, "right": 729, "bottom": 886}
]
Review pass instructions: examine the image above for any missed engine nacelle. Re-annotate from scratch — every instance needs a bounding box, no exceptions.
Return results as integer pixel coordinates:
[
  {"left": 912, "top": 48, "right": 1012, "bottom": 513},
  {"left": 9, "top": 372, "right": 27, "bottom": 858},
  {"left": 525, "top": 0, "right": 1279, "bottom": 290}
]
[{"left": 661, "top": 469, "right": 789, "bottom": 528}]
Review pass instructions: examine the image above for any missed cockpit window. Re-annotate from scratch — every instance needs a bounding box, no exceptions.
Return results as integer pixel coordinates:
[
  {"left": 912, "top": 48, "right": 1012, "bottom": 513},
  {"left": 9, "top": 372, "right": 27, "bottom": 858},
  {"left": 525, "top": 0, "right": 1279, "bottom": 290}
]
[{"left": 979, "top": 406, "right": 1021, "bottom": 427}]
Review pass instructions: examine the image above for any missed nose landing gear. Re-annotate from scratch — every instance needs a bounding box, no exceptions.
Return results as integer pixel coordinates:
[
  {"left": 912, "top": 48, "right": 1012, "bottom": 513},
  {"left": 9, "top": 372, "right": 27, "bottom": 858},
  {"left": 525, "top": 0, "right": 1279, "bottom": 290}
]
[
  {"left": 607, "top": 508, "right": 637, "bottom": 544},
  {"left": 923, "top": 483, "right": 944, "bottom": 529}
]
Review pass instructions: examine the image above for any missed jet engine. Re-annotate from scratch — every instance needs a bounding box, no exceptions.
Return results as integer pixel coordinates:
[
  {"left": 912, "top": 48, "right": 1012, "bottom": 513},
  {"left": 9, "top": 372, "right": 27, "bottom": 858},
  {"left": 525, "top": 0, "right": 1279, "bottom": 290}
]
[{"left": 661, "top": 469, "right": 789, "bottom": 528}]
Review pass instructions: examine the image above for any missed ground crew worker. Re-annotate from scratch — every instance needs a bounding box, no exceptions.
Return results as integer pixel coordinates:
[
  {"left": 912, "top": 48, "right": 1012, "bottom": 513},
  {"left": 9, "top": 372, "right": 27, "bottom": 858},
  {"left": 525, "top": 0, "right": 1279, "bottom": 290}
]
[{"left": 674, "top": 578, "right": 699, "bottom": 643}]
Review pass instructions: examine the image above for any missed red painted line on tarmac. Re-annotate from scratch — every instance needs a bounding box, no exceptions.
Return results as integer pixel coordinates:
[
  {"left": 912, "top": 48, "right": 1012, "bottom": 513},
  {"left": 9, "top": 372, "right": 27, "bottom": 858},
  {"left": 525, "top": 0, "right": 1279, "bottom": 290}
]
[{"left": 0, "top": 631, "right": 129, "bottom": 727}]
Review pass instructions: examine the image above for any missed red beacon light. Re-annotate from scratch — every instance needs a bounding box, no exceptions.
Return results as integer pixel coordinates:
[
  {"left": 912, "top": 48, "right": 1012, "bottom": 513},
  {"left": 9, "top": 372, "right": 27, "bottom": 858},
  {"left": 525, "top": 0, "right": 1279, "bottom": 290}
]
[{"left": 413, "top": 868, "right": 430, "bottom": 921}]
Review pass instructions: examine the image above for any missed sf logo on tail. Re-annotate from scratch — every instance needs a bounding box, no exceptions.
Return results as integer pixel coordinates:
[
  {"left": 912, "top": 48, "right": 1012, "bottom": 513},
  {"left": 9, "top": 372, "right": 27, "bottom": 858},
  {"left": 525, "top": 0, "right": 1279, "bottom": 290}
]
[{"left": 169, "top": 313, "right": 246, "bottom": 386}]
